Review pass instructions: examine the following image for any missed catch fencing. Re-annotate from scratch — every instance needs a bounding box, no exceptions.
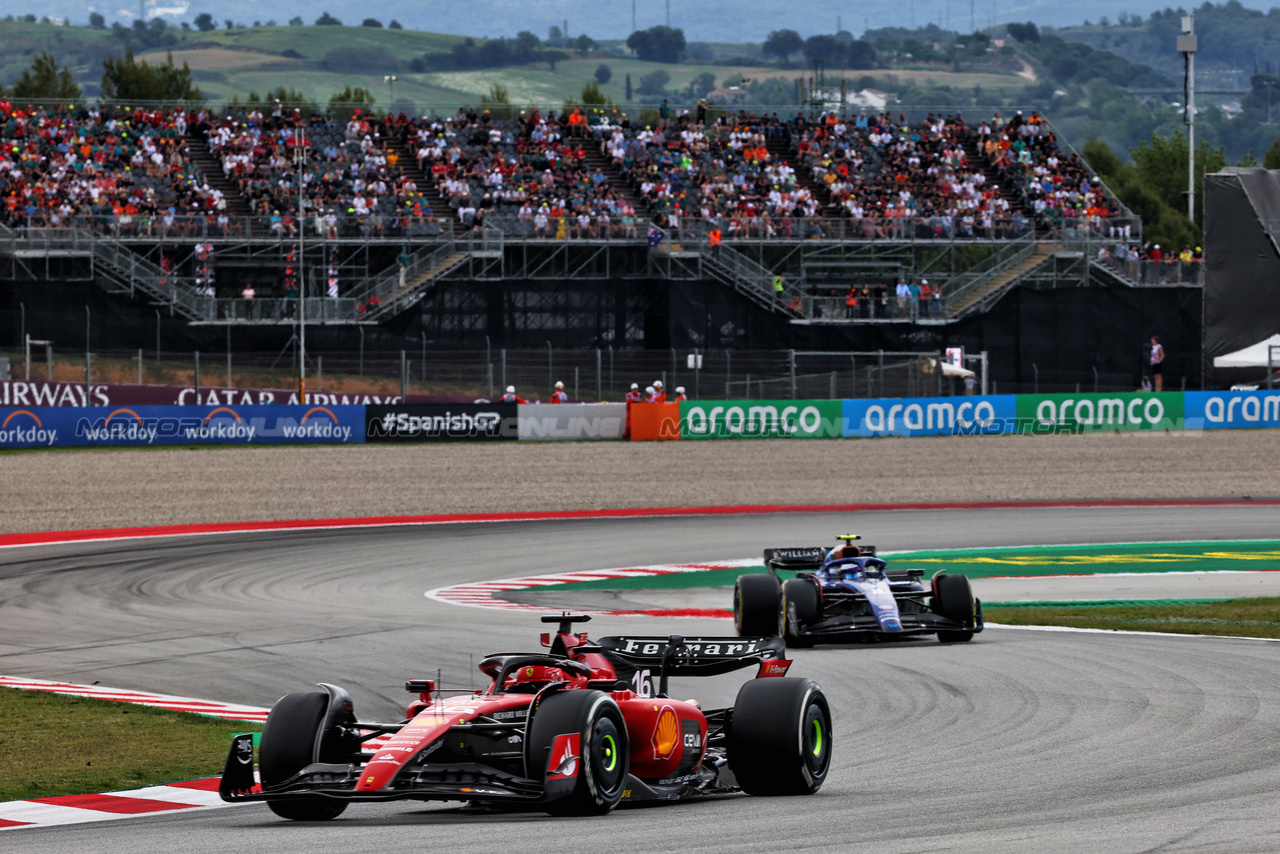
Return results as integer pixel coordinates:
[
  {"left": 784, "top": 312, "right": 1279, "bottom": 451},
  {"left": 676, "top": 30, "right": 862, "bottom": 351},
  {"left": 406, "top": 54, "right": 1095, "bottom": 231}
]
[{"left": 3, "top": 347, "right": 988, "bottom": 404}]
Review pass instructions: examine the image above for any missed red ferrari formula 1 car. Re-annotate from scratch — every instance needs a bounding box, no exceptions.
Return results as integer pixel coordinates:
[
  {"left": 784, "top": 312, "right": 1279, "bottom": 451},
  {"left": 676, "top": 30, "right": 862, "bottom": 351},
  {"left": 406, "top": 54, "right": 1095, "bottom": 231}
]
[{"left": 219, "top": 614, "right": 832, "bottom": 820}]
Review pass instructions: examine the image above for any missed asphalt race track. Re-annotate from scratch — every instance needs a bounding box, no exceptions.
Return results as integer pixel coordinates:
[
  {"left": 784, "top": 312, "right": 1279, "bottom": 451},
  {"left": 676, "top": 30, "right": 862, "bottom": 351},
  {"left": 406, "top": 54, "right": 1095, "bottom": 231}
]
[{"left": 4, "top": 505, "right": 1280, "bottom": 853}]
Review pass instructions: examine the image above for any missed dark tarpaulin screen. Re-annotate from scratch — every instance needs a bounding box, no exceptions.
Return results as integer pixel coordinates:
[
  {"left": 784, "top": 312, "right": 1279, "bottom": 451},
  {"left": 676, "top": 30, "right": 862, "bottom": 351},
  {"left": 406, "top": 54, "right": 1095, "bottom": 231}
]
[{"left": 1205, "top": 168, "right": 1280, "bottom": 358}]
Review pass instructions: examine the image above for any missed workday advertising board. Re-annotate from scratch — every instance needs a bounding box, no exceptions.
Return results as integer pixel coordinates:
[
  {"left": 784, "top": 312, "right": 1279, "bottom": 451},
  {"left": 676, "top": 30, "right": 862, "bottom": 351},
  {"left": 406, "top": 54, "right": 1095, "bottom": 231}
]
[
  {"left": 679, "top": 400, "right": 843, "bottom": 438},
  {"left": 0, "top": 405, "right": 365, "bottom": 448}
]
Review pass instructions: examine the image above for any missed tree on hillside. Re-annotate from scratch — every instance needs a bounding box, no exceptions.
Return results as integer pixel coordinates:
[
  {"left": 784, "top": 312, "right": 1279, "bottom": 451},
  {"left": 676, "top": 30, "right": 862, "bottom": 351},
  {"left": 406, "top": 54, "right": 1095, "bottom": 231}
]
[
  {"left": 89, "top": 12, "right": 106, "bottom": 29},
  {"left": 1083, "top": 133, "right": 1222, "bottom": 246},
  {"left": 762, "top": 29, "right": 803, "bottom": 66},
  {"left": 1265, "top": 139, "right": 1280, "bottom": 169},
  {"left": 636, "top": 69, "right": 670, "bottom": 95},
  {"left": 288, "top": 16, "right": 303, "bottom": 25},
  {"left": 625, "top": 73, "right": 632, "bottom": 101},
  {"left": 315, "top": 12, "right": 341, "bottom": 26},
  {"left": 547, "top": 25, "right": 564, "bottom": 47},
  {"left": 388, "top": 20, "right": 403, "bottom": 29},
  {"left": 321, "top": 46, "right": 399, "bottom": 73},
  {"left": 328, "top": 85, "right": 375, "bottom": 120},
  {"left": 480, "top": 83, "right": 514, "bottom": 120},
  {"left": 594, "top": 63, "right": 612, "bottom": 84},
  {"left": 543, "top": 49, "right": 568, "bottom": 71},
  {"left": 101, "top": 47, "right": 202, "bottom": 102},
  {"left": 578, "top": 80, "right": 611, "bottom": 105},
  {"left": 626, "top": 26, "right": 686, "bottom": 63},
  {"left": 193, "top": 12, "right": 216, "bottom": 31},
  {"left": 361, "top": 18, "right": 382, "bottom": 27},
  {"left": 685, "top": 71, "right": 716, "bottom": 99},
  {"left": 12, "top": 51, "right": 81, "bottom": 100},
  {"left": 1006, "top": 22, "right": 1040, "bottom": 43},
  {"left": 574, "top": 34, "right": 595, "bottom": 52}
]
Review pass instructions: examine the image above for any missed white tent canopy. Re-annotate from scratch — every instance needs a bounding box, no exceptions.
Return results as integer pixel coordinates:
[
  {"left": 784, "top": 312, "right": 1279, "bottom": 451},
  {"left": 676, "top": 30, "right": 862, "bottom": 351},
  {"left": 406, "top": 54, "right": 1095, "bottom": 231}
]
[
  {"left": 926, "top": 358, "right": 976, "bottom": 379},
  {"left": 1213, "top": 334, "right": 1280, "bottom": 368}
]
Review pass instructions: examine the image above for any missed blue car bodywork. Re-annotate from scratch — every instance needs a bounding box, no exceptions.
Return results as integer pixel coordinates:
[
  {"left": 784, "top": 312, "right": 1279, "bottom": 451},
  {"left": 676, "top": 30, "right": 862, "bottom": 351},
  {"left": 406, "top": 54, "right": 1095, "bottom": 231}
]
[{"left": 737, "top": 543, "right": 984, "bottom": 645}]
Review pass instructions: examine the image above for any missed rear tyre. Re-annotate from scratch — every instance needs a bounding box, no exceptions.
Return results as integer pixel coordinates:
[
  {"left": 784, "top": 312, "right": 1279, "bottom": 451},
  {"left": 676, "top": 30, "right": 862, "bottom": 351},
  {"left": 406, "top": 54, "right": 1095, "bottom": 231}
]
[
  {"left": 933, "top": 573, "right": 976, "bottom": 644},
  {"left": 728, "top": 678, "right": 832, "bottom": 796},
  {"left": 259, "top": 691, "right": 349, "bottom": 821},
  {"left": 734, "top": 574, "right": 782, "bottom": 637},
  {"left": 527, "top": 690, "right": 629, "bottom": 816},
  {"left": 780, "top": 579, "right": 820, "bottom": 646}
]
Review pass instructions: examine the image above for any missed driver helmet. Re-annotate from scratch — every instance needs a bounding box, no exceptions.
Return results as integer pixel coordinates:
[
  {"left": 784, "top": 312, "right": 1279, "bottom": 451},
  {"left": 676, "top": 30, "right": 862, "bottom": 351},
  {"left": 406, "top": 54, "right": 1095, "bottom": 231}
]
[{"left": 506, "top": 385, "right": 516, "bottom": 394}]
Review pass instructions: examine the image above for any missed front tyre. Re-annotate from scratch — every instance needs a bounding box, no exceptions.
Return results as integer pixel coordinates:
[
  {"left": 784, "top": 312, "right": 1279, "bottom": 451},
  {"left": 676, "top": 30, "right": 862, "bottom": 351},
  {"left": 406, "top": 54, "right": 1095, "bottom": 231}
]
[
  {"left": 259, "top": 691, "right": 349, "bottom": 821},
  {"left": 735, "top": 574, "right": 782, "bottom": 637},
  {"left": 728, "top": 678, "right": 832, "bottom": 796},
  {"left": 527, "top": 690, "right": 629, "bottom": 816}
]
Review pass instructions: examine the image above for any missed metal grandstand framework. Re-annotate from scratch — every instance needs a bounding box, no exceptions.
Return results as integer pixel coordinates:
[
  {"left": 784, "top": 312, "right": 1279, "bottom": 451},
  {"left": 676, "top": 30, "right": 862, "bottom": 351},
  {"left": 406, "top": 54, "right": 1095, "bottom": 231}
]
[{"left": 0, "top": 102, "right": 1175, "bottom": 333}]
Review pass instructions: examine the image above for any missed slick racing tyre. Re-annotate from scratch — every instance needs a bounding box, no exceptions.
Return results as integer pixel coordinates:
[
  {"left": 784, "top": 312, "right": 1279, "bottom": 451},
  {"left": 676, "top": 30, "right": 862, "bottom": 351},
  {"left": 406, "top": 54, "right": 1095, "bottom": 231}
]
[
  {"left": 729, "top": 678, "right": 832, "bottom": 796},
  {"left": 735, "top": 574, "right": 782, "bottom": 637},
  {"left": 259, "top": 691, "right": 349, "bottom": 821},
  {"left": 527, "top": 690, "right": 629, "bottom": 816},
  {"left": 932, "top": 573, "right": 976, "bottom": 644},
  {"left": 780, "top": 579, "right": 820, "bottom": 647}
]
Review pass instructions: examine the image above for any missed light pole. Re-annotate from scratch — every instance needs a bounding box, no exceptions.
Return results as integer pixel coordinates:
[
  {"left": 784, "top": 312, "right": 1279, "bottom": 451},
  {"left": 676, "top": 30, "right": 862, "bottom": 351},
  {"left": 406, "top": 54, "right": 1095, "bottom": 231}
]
[
  {"left": 384, "top": 74, "right": 398, "bottom": 107},
  {"left": 293, "top": 126, "right": 307, "bottom": 400},
  {"left": 1178, "top": 14, "right": 1197, "bottom": 223}
]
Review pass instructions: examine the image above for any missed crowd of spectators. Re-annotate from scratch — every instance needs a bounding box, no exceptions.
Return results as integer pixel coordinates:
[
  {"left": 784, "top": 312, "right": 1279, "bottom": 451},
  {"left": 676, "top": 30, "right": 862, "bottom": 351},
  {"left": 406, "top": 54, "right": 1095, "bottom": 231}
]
[
  {"left": 201, "top": 104, "right": 441, "bottom": 240},
  {"left": 609, "top": 114, "right": 823, "bottom": 238},
  {"left": 0, "top": 100, "right": 1133, "bottom": 248},
  {"left": 787, "top": 110, "right": 1028, "bottom": 239},
  {"left": 407, "top": 106, "right": 641, "bottom": 238},
  {"left": 0, "top": 102, "right": 227, "bottom": 234},
  {"left": 975, "top": 110, "right": 1128, "bottom": 237}
]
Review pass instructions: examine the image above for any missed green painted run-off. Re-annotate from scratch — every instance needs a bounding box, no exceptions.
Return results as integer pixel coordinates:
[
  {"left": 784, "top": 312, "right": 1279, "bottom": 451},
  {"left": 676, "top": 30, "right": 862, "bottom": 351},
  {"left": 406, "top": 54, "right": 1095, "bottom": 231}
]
[{"left": 517, "top": 541, "right": 1280, "bottom": 592}]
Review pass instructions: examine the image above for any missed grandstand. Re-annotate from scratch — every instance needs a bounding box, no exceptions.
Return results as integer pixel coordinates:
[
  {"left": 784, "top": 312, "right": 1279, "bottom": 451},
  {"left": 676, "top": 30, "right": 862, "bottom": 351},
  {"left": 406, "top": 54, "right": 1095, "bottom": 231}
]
[{"left": 0, "top": 101, "right": 1204, "bottom": 389}]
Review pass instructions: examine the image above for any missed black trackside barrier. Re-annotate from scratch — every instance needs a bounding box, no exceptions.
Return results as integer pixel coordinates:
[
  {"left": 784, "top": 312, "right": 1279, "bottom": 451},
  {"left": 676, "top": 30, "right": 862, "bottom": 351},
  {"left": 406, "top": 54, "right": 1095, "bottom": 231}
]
[{"left": 366, "top": 403, "right": 518, "bottom": 442}]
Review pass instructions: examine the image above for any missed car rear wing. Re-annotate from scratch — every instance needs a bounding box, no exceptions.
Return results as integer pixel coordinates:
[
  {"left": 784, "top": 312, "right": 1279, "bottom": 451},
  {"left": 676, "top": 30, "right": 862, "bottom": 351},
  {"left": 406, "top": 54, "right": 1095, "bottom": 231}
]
[
  {"left": 764, "top": 545, "right": 877, "bottom": 575},
  {"left": 596, "top": 635, "right": 787, "bottom": 685}
]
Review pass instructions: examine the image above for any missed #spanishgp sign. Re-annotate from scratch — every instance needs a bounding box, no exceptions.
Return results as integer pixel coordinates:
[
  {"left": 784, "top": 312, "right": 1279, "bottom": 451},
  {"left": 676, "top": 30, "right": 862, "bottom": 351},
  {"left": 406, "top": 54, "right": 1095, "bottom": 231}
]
[{"left": 365, "top": 404, "right": 518, "bottom": 442}]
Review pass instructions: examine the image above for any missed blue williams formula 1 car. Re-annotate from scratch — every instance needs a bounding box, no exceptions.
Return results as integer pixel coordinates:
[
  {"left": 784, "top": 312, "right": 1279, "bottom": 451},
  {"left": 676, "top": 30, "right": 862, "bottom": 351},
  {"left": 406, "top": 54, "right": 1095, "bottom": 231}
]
[{"left": 733, "top": 536, "right": 983, "bottom": 646}]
